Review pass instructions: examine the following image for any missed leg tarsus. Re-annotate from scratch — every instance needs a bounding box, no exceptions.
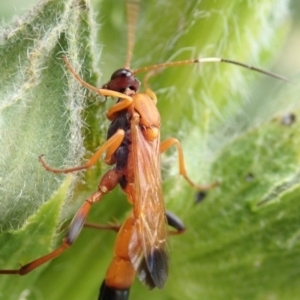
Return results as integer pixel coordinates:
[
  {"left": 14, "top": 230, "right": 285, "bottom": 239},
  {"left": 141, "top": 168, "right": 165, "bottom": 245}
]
[
  {"left": 183, "top": 174, "right": 219, "bottom": 190},
  {"left": 38, "top": 154, "right": 88, "bottom": 174},
  {"left": 39, "top": 129, "right": 125, "bottom": 174},
  {"left": 19, "top": 241, "right": 70, "bottom": 275},
  {"left": 0, "top": 240, "right": 70, "bottom": 276}
]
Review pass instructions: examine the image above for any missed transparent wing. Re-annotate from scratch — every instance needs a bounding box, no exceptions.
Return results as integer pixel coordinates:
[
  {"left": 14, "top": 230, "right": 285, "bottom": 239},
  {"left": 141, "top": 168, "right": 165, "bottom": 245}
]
[{"left": 128, "top": 121, "right": 168, "bottom": 289}]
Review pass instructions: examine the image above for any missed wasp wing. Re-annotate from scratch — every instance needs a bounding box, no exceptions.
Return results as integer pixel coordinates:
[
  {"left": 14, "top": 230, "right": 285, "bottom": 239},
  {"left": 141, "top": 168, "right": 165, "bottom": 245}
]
[{"left": 128, "top": 120, "right": 168, "bottom": 289}]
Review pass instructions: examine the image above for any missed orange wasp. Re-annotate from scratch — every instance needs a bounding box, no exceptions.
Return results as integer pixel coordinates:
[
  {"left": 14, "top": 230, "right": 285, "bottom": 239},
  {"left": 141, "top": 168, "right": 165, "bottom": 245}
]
[{"left": 0, "top": 1, "right": 289, "bottom": 299}]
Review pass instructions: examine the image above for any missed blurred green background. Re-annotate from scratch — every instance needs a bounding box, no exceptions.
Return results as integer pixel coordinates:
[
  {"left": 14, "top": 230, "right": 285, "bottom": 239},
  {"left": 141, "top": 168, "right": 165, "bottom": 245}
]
[
  {"left": 1, "top": 1, "right": 300, "bottom": 300},
  {"left": 1, "top": 0, "right": 300, "bottom": 74}
]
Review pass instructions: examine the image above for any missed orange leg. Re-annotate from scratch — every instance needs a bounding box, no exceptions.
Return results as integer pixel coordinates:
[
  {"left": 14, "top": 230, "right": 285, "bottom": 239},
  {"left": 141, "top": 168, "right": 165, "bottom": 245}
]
[
  {"left": 105, "top": 98, "right": 133, "bottom": 121},
  {"left": 160, "top": 138, "right": 218, "bottom": 190},
  {"left": 39, "top": 129, "right": 125, "bottom": 174},
  {"left": 0, "top": 168, "right": 123, "bottom": 275}
]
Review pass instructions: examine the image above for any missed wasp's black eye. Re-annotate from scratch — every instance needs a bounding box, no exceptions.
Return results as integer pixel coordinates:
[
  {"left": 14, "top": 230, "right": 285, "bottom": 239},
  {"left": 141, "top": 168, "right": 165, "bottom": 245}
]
[
  {"left": 110, "top": 69, "right": 132, "bottom": 80},
  {"left": 103, "top": 68, "right": 140, "bottom": 92}
]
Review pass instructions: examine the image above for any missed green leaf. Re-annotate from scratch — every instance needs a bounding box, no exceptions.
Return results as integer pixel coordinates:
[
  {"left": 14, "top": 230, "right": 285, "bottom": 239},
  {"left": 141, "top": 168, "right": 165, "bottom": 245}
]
[
  {"left": 1, "top": 0, "right": 299, "bottom": 299},
  {"left": 0, "top": 0, "right": 94, "bottom": 231},
  {"left": 0, "top": 175, "right": 71, "bottom": 298}
]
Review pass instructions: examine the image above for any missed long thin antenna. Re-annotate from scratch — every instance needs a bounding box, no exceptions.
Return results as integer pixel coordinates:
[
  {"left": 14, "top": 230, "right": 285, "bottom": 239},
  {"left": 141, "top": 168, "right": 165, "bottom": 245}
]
[
  {"left": 132, "top": 58, "right": 291, "bottom": 83},
  {"left": 124, "top": 0, "right": 140, "bottom": 70}
]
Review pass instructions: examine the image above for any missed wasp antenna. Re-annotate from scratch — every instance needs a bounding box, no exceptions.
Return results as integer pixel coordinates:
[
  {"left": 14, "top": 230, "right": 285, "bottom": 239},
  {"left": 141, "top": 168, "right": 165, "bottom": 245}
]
[
  {"left": 132, "top": 57, "right": 291, "bottom": 83},
  {"left": 124, "top": 0, "right": 140, "bottom": 70},
  {"left": 220, "top": 58, "right": 292, "bottom": 83}
]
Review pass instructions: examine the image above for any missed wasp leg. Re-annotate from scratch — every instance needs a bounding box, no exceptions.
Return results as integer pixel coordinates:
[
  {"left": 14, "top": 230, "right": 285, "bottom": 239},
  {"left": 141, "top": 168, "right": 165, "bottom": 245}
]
[
  {"left": 39, "top": 129, "right": 125, "bottom": 174},
  {"left": 84, "top": 221, "right": 121, "bottom": 233},
  {"left": 0, "top": 168, "right": 123, "bottom": 275},
  {"left": 166, "top": 210, "right": 186, "bottom": 235},
  {"left": 99, "top": 216, "right": 136, "bottom": 300},
  {"left": 106, "top": 98, "right": 133, "bottom": 121},
  {"left": 93, "top": 211, "right": 185, "bottom": 237},
  {"left": 160, "top": 138, "right": 218, "bottom": 190},
  {"left": 84, "top": 210, "right": 185, "bottom": 235}
]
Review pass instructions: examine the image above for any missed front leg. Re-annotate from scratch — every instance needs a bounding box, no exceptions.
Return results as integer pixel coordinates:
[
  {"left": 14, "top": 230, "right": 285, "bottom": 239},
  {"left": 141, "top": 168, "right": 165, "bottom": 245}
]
[{"left": 39, "top": 129, "right": 125, "bottom": 174}]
